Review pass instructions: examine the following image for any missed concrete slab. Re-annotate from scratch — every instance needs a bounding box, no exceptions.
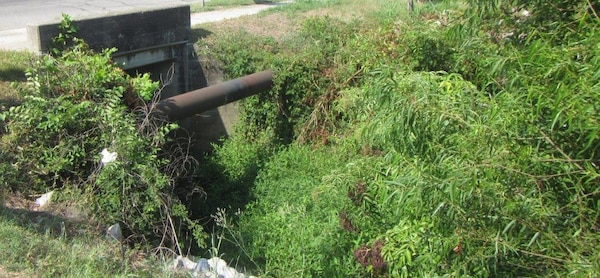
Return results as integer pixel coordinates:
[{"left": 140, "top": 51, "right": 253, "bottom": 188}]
[
  {"left": 0, "top": 0, "right": 206, "bottom": 31},
  {"left": 28, "top": 6, "right": 191, "bottom": 54}
]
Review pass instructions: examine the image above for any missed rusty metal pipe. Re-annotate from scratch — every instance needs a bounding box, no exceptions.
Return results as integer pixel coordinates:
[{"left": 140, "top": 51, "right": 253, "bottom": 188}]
[{"left": 154, "top": 70, "right": 273, "bottom": 121}]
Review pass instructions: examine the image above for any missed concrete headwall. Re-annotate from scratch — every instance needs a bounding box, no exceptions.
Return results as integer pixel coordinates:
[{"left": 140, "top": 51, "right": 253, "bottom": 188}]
[
  {"left": 27, "top": 6, "right": 190, "bottom": 53},
  {"left": 26, "top": 6, "right": 197, "bottom": 97}
]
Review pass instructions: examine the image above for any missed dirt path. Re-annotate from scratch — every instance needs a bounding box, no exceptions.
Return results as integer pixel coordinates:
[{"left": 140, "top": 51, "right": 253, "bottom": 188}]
[
  {"left": 0, "top": 265, "right": 32, "bottom": 278},
  {"left": 191, "top": 1, "right": 293, "bottom": 26}
]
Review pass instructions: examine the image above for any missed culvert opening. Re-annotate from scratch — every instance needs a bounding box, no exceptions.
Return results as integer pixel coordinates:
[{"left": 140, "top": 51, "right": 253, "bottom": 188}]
[{"left": 124, "top": 59, "right": 181, "bottom": 99}]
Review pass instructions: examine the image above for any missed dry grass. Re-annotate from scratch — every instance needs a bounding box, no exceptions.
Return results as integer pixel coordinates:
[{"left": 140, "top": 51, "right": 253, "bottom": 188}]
[
  {"left": 0, "top": 265, "right": 33, "bottom": 278},
  {"left": 193, "top": 11, "right": 299, "bottom": 42},
  {"left": 192, "top": 0, "right": 393, "bottom": 42}
]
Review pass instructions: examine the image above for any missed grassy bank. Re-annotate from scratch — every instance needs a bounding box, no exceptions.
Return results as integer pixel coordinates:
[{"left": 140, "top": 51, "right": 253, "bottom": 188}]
[
  {"left": 2, "top": 0, "right": 600, "bottom": 276},
  {"left": 197, "top": 0, "right": 600, "bottom": 276}
]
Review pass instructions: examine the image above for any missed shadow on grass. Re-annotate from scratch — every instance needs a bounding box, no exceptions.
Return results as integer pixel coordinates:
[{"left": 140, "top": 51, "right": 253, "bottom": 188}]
[
  {"left": 0, "top": 68, "right": 26, "bottom": 82},
  {"left": 0, "top": 66, "right": 26, "bottom": 111},
  {"left": 178, "top": 158, "right": 260, "bottom": 259},
  {"left": 0, "top": 204, "right": 89, "bottom": 238},
  {"left": 255, "top": 0, "right": 289, "bottom": 6},
  {"left": 191, "top": 28, "right": 214, "bottom": 41}
]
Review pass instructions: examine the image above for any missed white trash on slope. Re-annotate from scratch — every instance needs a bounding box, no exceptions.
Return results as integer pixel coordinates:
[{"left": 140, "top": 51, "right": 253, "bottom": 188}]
[
  {"left": 34, "top": 191, "right": 54, "bottom": 208},
  {"left": 173, "top": 256, "right": 255, "bottom": 278},
  {"left": 106, "top": 223, "right": 123, "bottom": 241},
  {"left": 100, "top": 148, "right": 118, "bottom": 166}
]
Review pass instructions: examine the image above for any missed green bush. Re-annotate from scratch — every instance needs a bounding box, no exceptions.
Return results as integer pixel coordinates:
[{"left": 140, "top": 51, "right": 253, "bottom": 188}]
[
  {"left": 223, "top": 145, "right": 362, "bottom": 276},
  {"left": 196, "top": 0, "right": 600, "bottom": 276},
  {"left": 199, "top": 16, "right": 364, "bottom": 144},
  {"left": 0, "top": 36, "right": 204, "bottom": 249},
  {"left": 465, "top": 0, "right": 600, "bottom": 42},
  {"left": 2, "top": 46, "right": 131, "bottom": 190}
]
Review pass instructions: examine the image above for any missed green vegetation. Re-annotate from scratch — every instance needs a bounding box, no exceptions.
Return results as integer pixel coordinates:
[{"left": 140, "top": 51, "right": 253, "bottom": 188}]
[
  {"left": 0, "top": 205, "right": 178, "bottom": 277},
  {"left": 1, "top": 0, "right": 599, "bottom": 276},
  {"left": 0, "top": 51, "right": 29, "bottom": 110},
  {"left": 197, "top": 0, "right": 600, "bottom": 276}
]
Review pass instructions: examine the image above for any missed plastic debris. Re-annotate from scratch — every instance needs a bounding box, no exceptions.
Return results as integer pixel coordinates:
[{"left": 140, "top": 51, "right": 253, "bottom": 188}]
[
  {"left": 194, "top": 258, "right": 210, "bottom": 273},
  {"left": 173, "top": 256, "right": 256, "bottom": 278},
  {"left": 107, "top": 223, "right": 123, "bottom": 241},
  {"left": 174, "top": 255, "right": 197, "bottom": 270},
  {"left": 100, "top": 148, "right": 118, "bottom": 166},
  {"left": 34, "top": 191, "right": 54, "bottom": 208}
]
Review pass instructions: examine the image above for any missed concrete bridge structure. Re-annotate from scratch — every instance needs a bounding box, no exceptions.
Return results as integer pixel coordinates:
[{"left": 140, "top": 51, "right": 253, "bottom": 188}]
[{"left": 28, "top": 6, "right": 198, "bottom": 97}]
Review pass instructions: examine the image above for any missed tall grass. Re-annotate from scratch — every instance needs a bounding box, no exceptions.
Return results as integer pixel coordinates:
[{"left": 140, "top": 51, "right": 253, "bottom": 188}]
[
  {"left": 200, "top": 0, "right": 600, "bottom": 276},
  {"left": 0, "top": 205, "right": 180, "bottom": 277}
]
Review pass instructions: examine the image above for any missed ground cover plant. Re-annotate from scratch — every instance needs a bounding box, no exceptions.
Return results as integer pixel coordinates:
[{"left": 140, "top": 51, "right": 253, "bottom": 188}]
[
  {"left": 197, "top": 0, "right": 600, "bottom": 276},
  {"left": 0, "top": 203, "right": 176, "bottom": 277}
]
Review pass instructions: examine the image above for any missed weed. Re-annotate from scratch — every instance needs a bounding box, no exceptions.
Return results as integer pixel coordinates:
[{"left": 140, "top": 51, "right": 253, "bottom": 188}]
[
  {"left": 1, "top": 17, "right": 205, "bottom": 254},
  {"left": 198, "top": 0, "right": 600, "bottom": 275}
]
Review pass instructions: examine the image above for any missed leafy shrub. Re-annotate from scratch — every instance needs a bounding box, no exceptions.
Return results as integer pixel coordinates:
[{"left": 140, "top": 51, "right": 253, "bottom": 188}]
[
  {"left": 380, "top": 16, "right": 456, "bottom": 73},
  {"left": 0, "top": 31, "right": 204, "bottom": 249},
  {"left": 466, "top": 0, "right": 600, "bottom": 42},
  {"left": 199, "top": 16, "right": 364, "bottom": 143},
  {"left": 227, "top": 145, "right": 362, "bottom": 276},
  {"left": 2, "top": 46, "right": 132, "bottom": 190},
  {"left": 331, "top": 67, "right": 599, "bottom": 276},
  {"left": 198, "top": 0, "right": 600, "bottom": 276},
  {"left": 186, "top": 131, "right": 276, "bottom": 230}
]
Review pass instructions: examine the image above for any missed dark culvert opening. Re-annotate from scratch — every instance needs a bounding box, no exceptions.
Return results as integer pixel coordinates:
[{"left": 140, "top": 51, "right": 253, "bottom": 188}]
[{"left": 124, "top": 59, "right": 181, "bottom": 98}]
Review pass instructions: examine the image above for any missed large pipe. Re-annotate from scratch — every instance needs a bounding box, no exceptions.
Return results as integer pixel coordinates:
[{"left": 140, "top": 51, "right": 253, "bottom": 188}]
[{"left": 154, "top": 70, "right": 273, "bottom": 121}]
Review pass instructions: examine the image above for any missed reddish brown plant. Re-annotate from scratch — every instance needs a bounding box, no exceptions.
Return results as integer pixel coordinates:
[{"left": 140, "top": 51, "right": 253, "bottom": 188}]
[
  {"left": 371, "top": 239, "right": 387, "bottom": 274},
  {"left": 354, "top": 239, "right": 388, "bottom": 276},
  {"left": 354, "top": 245, "right": 371, "bottom": 268},
  {"left": 339, "top": 211, "right": 360, "bottom": 233},
  {"left": 348, "top": 180, "right": 367, "bottom": 206}
]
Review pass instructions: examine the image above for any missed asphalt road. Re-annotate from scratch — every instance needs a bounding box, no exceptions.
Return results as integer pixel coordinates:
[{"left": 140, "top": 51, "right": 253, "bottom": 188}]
[
  {"left": 0, "top": 0, "right": 288, "bottom": 51},
  {"left": 0, "top": 0, "right": 205, "bottom": 31}
]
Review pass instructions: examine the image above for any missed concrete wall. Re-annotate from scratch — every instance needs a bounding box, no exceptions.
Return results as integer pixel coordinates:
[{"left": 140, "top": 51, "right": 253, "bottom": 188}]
[
  {"left": 26, "top": 6, "right": 198, "bottom": 96},
  {"left": 27, "top": 6, "right": 190, "bottom": 53}
]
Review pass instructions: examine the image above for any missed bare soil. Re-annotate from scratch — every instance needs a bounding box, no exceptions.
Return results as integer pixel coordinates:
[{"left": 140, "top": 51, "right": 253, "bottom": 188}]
[{"left": 0, "top": 265, "right": 33, "bottom": 278}]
